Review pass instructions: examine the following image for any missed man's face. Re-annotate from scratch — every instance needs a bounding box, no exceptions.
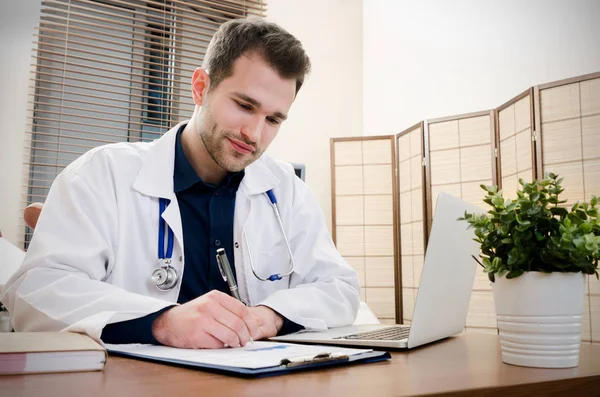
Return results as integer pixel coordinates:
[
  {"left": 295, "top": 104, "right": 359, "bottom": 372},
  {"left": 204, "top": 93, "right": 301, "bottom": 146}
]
[{"left": 196, "top": 53, "right": 296, "bottom": 173}]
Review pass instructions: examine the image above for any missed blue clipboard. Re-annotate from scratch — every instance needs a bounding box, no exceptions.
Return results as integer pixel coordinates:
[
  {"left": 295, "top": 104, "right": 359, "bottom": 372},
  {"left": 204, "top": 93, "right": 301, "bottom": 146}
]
[{"left": 108, "top": 348, "right": 391, "bottom": 378}]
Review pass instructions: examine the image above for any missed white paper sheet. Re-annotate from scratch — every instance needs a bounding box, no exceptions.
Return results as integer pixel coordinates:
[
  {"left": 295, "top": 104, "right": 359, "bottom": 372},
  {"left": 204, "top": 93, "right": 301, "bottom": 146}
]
[
  {"left": 106, "top": 341, "right": 372, "bottom": 369},
  {"left": 0, "top": 237, "right": 25, "bottom": 285}
]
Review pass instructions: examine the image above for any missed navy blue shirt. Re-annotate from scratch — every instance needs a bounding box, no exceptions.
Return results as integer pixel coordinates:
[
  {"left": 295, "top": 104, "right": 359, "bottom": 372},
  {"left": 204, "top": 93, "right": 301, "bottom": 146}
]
[
  {"left": 101, "top": 125, "right": 302, "bottom": 344},
  {"left": 173, "top": 127, "right": 243, "bottom": 303}
]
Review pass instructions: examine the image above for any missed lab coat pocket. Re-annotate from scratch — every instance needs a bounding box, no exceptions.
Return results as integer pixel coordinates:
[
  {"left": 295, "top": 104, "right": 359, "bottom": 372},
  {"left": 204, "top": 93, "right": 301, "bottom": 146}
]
[{"left": 251, "top": 245, "right": 292, "bottom": 301}]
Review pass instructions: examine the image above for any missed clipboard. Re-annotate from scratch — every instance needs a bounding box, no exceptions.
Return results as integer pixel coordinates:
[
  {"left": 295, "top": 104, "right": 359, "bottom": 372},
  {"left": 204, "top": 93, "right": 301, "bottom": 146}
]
[{"left": 106, "top": 342, "right": 390, "bottom": 378}]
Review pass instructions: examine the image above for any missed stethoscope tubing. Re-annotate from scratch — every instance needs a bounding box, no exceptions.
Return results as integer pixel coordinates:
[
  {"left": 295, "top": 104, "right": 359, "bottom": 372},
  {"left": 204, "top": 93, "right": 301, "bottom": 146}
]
[{"left": 151, "top": 190, "right": 295, "bottom": 290}]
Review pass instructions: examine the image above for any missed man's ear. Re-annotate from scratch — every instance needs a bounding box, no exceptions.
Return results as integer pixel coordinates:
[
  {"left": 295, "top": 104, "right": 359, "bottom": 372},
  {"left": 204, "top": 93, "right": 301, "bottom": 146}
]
[{"left": 191, "top": 68, "right": 210, "bottom": 106}]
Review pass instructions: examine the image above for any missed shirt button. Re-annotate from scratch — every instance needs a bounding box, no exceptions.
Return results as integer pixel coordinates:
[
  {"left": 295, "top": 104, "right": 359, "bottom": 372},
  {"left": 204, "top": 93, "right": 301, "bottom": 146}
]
[{"left": 215, "top": 239, "right": 221, "bottom": 247}]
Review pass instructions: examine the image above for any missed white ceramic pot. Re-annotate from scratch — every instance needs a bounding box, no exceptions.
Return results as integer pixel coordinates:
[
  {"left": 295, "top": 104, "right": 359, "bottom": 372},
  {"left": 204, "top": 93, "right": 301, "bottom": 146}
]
[{"left": 492, "top": 271, "right": 585, "bottom": 368}]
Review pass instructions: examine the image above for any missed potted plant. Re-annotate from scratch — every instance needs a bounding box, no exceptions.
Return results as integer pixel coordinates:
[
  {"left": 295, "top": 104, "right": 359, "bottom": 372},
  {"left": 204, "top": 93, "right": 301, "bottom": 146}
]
[{"left": 460, "top": 173, "right": 599, "bottom": 368}]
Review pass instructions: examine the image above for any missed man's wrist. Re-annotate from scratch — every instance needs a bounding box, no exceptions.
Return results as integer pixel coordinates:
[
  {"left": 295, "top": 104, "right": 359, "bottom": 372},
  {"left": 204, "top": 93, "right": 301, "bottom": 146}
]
[
  {"left": 101, "top": 305, "right": 176, "bottom": 345},
  {"left": 151, "top": 305, "right": 177, "bottom": 345},
  {"left": 255, "top": 305, "right": 283, "bottom": 331},
  {"left": 272, "top": 310, "right": 284, "bottom": 332}
]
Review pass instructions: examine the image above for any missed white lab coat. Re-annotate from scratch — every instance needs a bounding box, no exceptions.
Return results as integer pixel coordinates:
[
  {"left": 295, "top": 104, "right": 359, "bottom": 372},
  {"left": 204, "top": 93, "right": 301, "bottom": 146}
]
[{"left": 1, "top": 123, "right": 360, "bottom": 342}]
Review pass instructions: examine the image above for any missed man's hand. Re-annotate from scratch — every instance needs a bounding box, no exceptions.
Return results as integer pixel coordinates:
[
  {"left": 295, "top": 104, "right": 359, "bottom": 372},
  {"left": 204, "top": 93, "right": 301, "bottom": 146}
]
[
  {"left": 152, "top": 290, "right": 259, "bottom": 349},
  {"left": 248, "top": 305, "right": 284, "bottom": 340}
]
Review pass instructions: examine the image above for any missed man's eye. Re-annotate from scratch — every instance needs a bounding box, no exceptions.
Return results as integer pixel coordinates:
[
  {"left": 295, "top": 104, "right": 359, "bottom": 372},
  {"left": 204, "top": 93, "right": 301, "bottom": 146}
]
[
  {"left": 266, "top": 117, "right": 280, "bottom": 125},
  {"left": 236, "top": 102, "right": 252, "bottom": 111}
]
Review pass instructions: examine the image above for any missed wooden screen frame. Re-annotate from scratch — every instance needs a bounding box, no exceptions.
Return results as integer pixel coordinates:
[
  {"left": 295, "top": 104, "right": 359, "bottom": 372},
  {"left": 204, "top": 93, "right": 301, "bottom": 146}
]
[
  {"left": 533, "top": 71, "right": 600, "bottom": 177},
  {"left": 494, "top": 88, "right": 537, "bottom": 187},
  {"left": 395, "top": 121, "right": 428, "bottom": 325},
  {"left": 532, "top": 71, "right": 600, "bottom": 343},
  {"left": 424, "top": 110, "right": 497, "bottom": 231},
  {"left": 396, "top": 121, "right": 429, "bottom": 252},
  {"left": 330, "top": 135, "right": 401, "bottom": 322}
]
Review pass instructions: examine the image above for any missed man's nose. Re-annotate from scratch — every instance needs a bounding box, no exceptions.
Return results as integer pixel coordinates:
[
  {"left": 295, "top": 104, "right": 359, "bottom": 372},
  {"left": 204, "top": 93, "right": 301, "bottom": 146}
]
[{"left": 241, "top": 115, "right": 265, "bottom": 143}]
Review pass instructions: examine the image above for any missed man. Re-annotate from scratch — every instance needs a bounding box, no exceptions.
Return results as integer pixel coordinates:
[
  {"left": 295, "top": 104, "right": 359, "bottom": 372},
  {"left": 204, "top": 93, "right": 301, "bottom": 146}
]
[{"left": 1, "top": 18, "right": 360, "bottom": 348}]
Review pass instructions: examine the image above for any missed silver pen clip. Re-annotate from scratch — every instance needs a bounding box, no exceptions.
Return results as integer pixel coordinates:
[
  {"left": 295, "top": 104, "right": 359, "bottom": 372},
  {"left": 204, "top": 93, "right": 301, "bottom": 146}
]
[{"left": 216, "top": 253, "right": 227, "bottom": 282}]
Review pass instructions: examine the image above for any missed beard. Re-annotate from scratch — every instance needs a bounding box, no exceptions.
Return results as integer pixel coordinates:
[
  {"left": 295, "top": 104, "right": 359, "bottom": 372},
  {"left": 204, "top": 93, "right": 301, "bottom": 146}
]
[{"left": 198, "top": 107, "right": 263, "bottom": 173}]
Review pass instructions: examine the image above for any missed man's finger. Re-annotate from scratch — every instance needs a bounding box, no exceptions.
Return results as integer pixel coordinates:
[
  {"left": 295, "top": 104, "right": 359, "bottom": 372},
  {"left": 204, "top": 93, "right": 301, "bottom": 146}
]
[
  {"left": 195, "top": 330, "right": 227, "bottom": 349},
  {"left": 209, "top": 304, "right": 253, "bottom": 346},
  {"left": 204, "top": 318, "right": 242, "bottom": 348},
  {"left": 213, "top": 292, "right": 259, "bottom": 340}
]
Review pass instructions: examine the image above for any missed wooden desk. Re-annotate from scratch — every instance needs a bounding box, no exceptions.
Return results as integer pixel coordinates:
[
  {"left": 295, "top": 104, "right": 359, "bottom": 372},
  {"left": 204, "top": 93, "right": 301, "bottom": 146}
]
[{"left": 1, "top": 333, "right": 599, "bottom": 397}]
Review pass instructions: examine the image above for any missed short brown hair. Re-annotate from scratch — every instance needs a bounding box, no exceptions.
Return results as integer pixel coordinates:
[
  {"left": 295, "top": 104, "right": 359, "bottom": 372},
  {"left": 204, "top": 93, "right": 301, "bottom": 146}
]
[{"left": 202, "top": 18, "right": 311, "bottom": 94}]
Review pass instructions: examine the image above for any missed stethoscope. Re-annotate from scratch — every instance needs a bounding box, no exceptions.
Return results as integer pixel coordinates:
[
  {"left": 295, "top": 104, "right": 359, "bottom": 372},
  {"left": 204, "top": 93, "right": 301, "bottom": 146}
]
[{"left": 150, "top": 190, "right": 296, "bottom": 291}]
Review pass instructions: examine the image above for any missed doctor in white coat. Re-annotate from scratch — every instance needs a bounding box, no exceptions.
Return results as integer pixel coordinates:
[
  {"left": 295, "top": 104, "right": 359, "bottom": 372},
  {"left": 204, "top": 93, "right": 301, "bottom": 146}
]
[{"left": 1, "top": 18, "right": 360, "bottom": 348}]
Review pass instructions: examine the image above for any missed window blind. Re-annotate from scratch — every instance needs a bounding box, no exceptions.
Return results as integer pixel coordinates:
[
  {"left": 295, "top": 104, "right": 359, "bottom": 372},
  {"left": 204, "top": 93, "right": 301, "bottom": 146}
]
[{"left": 22, "top": 0, "right": 265, "bottom": 248}]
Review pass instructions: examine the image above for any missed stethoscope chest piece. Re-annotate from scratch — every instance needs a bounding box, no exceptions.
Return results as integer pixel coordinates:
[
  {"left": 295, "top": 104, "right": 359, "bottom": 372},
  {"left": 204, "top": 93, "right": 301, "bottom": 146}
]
[{"left": 151, "top": 259, "right": 178, "bottom": 291}]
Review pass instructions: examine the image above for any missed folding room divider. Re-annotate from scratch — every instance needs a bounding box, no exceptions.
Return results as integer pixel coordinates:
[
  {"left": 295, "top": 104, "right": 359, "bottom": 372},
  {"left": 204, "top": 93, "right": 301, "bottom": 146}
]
[
  {"left": 330, "top": 136, "right": 400, "bottom": 324},
  {"left": 396, "top": 122, "right": 427, "bottom": 325},
  {"left": 331, "top": 71, "right": 599, "bottom": 342},
  {"left": 534, "top": 72, "right": 600, "bottom": 343},
  {"left": 424, "top": 110, "right": 499, "bottom": 334}
]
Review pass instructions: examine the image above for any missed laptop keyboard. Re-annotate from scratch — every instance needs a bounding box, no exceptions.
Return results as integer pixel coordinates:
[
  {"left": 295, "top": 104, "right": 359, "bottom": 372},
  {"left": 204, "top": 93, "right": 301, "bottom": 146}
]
[{"left": 335, "top": 326, "right": 411, "bottom": 341}]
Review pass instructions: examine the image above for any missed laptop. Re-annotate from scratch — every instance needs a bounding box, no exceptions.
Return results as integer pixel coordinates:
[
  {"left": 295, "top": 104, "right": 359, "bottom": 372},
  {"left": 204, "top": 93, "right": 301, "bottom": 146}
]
[{"left": 271, "top": 192, "right": 484, "bottom": 349}]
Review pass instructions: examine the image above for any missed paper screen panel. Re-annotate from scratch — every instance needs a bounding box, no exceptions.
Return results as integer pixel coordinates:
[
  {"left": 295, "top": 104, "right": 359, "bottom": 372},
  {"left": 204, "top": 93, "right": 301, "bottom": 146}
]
[
  {"left": 366, "top": 287, "right": 396, "bottom": 320},
  {"left": 345, "top": 256, "right": 366, "bottom": 292},
  {"left": 538, "top": 75, "right": 600, "bottom": 343},
  {"left": 364, "top": 195, "right": 393, "bottom": 225},
  {"left": 497, "top": 92, "right": 535, "bottom": 200},
  {"left": 365, "top": 257, "right": 395, "bottom": 288},
  {"left": 363, "top": 139, "right": 393, "bottom": 164},
  {"left": 334, "top": 165, "right": 363, "bottom": 196},
  {"left": 427, "top": 112, "right": 497, "bottom": 333},
  {"left": 427, "top": 113, "right": 494, "bottom": 218},
  {"left": 466, "top": 291, "right": 498, "bottom": 332},
  {"left": 582, "top": 288, "right": 591, "bottom": 343},
  {"left": 588, "top": 273, "right": 600, "bottom": 343},
  {"left": 335, "top": 226, "right": 364, "bottom": 256},
  {"left": 590, "top": 287, "right": 600, "bottom": 343},
  {"left": 335, "top": 196, "right": 364, "bottom": 225},
  {"left": 396, "top": 124, "right": 425, "bottom": 324},
  {"left": 334, "top": 141, "right": 362, "bottom": 165},
  {"left": 582, "top": 115, "right": 600, "bottom": 160},
  {"left": 332, "top": 137, "right": 399, "bottom": 323}
]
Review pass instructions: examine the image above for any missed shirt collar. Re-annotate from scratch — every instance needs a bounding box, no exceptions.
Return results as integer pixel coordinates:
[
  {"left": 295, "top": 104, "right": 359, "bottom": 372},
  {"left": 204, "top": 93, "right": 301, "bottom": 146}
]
[{"left": 173, "top": 124, "right": 244, "bottom": 193}]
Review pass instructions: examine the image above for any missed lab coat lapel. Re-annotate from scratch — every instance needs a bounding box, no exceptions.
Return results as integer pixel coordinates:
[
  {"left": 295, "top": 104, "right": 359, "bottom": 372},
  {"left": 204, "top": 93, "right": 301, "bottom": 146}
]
[
  {"left": 239, "top": 155, "right": 280, "bottom": 197},
  {"left": 236, "top": 156, "right": 281, "bottom": 236},
  {"left": 235, "top": 155, "right": 281, "bottom": 305},
  {"left": 132, "top": 122, "right": 184, "bottom": 251}
]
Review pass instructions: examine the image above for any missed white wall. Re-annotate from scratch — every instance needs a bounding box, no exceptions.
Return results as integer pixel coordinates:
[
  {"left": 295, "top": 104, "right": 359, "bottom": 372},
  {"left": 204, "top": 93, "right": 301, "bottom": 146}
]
[
  {"left": 363, "top": 0, "right": 600, "bottom": 135},
  {"left": 0, "top": 0, "right": 42, "bottom": 244},
  {"left": 267, "top": 0, "right": 363, "bottom": 231}
]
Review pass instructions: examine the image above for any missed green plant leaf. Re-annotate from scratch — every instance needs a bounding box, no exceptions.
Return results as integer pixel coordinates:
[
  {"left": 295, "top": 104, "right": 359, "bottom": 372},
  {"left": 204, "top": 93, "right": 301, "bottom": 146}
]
[
  {"left": 550, "top": 207, "right": 568, "bottom": 217},
  {"left": 492, "top": 196, "right": 504, "bottom": 208},
  {"left": 463, "top": 173, "right": 599, "bottom": 281},
  {"left": 580, "top": 223, "right": 592, "bottom": 234},
  {"left": 506, "top": 269, "right": 525, "bottom": 279}
]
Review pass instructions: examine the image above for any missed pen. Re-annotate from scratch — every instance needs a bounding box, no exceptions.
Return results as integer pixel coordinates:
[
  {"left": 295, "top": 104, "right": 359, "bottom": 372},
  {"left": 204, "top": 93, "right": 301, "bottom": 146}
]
[
  {"left": 216, "top": 248, "right": 243, "bottom": 302},
  {"left": 216, "top": 248, "right": 253, "bottom": 345},
  {"left": 216, "top": 248, "right": 254, "bottom": 345}
]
